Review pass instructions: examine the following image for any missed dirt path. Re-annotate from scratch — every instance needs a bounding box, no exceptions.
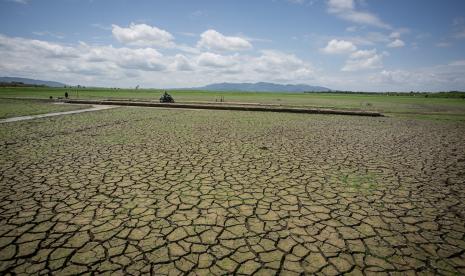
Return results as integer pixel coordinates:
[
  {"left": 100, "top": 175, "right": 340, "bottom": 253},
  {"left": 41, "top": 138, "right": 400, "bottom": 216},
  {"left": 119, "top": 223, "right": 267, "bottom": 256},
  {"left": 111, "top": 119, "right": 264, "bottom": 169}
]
[{"left": 0, "top": 105, "right": 117, "bottom": 123}]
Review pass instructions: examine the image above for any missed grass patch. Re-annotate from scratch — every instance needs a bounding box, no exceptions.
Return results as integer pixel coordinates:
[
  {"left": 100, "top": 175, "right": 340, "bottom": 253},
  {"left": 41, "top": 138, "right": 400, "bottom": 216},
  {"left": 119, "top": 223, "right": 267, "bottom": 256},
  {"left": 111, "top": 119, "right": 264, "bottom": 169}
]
[
  {"left": 339, "top": 173, "right": 378, "bottom": 193},
  {"left": 0, "top": 98, "right": 91, "bottom": 119},
  {"left": 388, "top": 112, "right": 465, "bottom": 122},
  {"left": 1, "top": 87, "right": 465, "bottom": 120}
]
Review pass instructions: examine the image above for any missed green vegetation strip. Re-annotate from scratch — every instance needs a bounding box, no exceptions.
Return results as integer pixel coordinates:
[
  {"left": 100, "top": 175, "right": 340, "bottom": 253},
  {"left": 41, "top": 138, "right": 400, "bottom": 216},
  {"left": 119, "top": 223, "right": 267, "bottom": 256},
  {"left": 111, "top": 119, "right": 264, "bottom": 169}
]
[
  {"left": 0, "top": 98, "right": 92, "bottom": 119},
  {"left": 0, "top": 105, "right": 116, "bottom": 123},
  {"left": 4, "top": 87, "right": 465, "bottom": 120},
  {"left": 64, "top": 99, "right": 384, "bottom": 117}
]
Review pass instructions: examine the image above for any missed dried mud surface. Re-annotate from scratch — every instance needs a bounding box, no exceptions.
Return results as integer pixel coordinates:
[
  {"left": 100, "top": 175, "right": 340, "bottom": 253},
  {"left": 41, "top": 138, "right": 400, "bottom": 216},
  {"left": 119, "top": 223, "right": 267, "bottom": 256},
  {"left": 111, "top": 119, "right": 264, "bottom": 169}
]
[{"left": 0, "top": 108, "right": 464, "bottom": 275}]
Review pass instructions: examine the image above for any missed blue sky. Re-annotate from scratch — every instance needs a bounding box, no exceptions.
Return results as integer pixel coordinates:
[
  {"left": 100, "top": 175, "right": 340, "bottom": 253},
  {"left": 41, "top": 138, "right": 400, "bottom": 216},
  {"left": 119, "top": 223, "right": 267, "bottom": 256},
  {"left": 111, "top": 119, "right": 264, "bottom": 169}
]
[{"left": 1, "top": 0, "right": 465, "bottom": 91}]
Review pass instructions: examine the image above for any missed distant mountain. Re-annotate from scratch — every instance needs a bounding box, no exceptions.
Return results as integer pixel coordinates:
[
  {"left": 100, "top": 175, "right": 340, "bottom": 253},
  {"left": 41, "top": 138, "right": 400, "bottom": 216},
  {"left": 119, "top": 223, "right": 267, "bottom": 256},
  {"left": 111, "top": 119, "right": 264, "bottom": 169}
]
[
  {"left": 192, "top": 82, "right": 331, "bottom": 92},
  {"left": 0, "top": 77, "right": 66, "bottom": 87}
]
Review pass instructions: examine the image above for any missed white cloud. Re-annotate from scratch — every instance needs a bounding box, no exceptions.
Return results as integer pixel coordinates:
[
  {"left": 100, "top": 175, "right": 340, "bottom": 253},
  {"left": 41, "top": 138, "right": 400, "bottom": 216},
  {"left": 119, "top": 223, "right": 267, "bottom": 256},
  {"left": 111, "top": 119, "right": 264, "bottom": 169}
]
[
  {"left": 252, "top": 50, "right": 314, "bottom": 81},
  {"left": 115, "top": 48, "right": 166, "bottom": 71},
  {"left": 386, "top": 30, "right": 407, "bottom": 48},
  {"left": 342, "top": 49, "right": 384, "bottom": 71},
  {"left": 340, "top": 12, "right": 390, "bottom": 30},
  {"left": 0, "top": 34, "right": 78, "bottom": 58},
  {"left": 320, "top": 62, "right": 465, "bottom": 91},
  {"left": 254, "top": 50, "right": 310, "bottom": 72},
  {"left": 80, "top": 43, "right": 166, "bottom": 71},
  {"left": 449, "top": 60, "right": 465, "bottom": 66},
  {"left": 197, "top": 52, "right": 238, "bottom": 68},
  {"left": 346, "top": 26, "right": 360, "bottom": 32},
  {"left": 387, "top": 39, "right": 405, "bottom": 48},
  {"left": 2, "top": 30, "right": 463, "bottom": 91},
  {"left": 8, "top": 0, "right": 28, "bottom": 4},
  {"left": 199, "top": 50, "right": 315, "bottom": 82},
  {"left": 0, "top": 33, "right": 317, "bottom": 87},
  {"left": 349, "top": 49, "right": 376, "bottom": 59},
  {"left": 378, "top": 70, "right": 413, "bottom": 84},
  {"left": 389, "top": 32, "right": 401, "bottom": 39},
  {"left": 173, "top": 44, "right": 200, "bottom": 54},
  {"left": 0, "top": 34, "right": 168, "bottom": 78},
  {"left": 287, "top": 0, "right": 317, "bottom": 5},
  {"left": 373, "top": 63, "right": 465, "bottom": 91},
  {"left": 327, "top": 0, "right": 391, "bottom": 29},
  {"left": 172, "top": 54, "right": 194, "bottom": 71},
  {"left": 236, "top": 33, "right": 272, "bottom": 43},
  {"left": 340, "top": 32, "right": 390, "bottom": 46},
  {"left": 322, "top": 39, "right": 357, "bottom": 54},
  {"left": 327, "top": 0, "right": 354, "bottom": 12},
  {"left": 112, "top": 23, "right": 175, "bottom": 48},
  {"left": 197, "top": 29, "right": 252, "bottom": 52},
  {"left": 191, "top": 50, "right": 314, "bottom": 81}
]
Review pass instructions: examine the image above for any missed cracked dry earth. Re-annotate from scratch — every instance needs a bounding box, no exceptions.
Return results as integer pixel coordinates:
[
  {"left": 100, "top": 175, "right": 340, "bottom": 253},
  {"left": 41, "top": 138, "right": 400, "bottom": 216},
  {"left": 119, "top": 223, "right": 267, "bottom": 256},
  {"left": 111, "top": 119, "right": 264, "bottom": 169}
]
[{"left": 0, "top": 108, "right": 465, "bottom": 275}]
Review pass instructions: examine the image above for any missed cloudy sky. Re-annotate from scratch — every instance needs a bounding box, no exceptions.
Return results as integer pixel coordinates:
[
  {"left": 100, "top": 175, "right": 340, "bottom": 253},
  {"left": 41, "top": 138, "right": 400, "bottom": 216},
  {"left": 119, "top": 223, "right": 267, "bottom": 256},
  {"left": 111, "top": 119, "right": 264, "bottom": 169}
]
[{"left": 1, "top": 0, "right": 465, "bottom": 91}]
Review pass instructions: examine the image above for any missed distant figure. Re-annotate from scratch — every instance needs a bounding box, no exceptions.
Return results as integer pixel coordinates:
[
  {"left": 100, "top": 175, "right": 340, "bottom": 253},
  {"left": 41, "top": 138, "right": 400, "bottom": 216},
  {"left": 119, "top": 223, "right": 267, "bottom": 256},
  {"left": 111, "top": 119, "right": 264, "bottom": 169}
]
[
  {"left": 65, "top": 92, "right": 68, "bottom": 99},
  {"left": 160, "top": 91, "right": 174, "bottom": 103}
]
